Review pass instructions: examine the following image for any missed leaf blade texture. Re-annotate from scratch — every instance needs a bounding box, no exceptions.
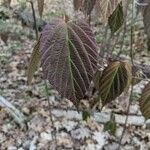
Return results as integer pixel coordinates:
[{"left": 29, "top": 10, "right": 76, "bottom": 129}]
[
  {"left": 98, "top": 61, "right": 131, "bottom": 106},
  {"left": 40, "top": 18, "right": 98, "bottom": 107},
  {"left": 140, "top": 82, "right": 150, "bottom": 120},
  {"left": 108, "top": 3, "right": 124, "bottom": 34}
]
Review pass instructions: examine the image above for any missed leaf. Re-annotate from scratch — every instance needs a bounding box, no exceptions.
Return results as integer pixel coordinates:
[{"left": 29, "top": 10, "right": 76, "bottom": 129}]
[
  {"left": 27, "top": 40, "right": 40, "bottom": 85},
  {"left": 73, "top": 0, "right": 83, "bottom": 11},
  {"left": 82, "top": 0, "right": 96, "bottom": 16},
  {"left": 143, "top": 2, "right": 150, "bottom": 51},
  {"left": 104, "top": 114, "right": 116, "bottom": 135},
  {"left": 93, "top": 69, "right": 102, "bottom": 90},
  {"left": 95, "top": 0, "right": 122, "bottom": 24},
  {"left": 98, "top": 61, "right": 131, "bottom": 106},
  {"left": 40, "top": 18, "right": 98, "bottom": 107},
  {"left": 82, "top": 110, "right": 91, "bottom": 121},
  {"left": 108, "top": 3, "right": 124, "bottom": 34},
  {"left": 37, "top": 0, "right": 44, "bottom": 18},
  {"left": 139, "top": 82, "right": 150, "bottom": 120}
]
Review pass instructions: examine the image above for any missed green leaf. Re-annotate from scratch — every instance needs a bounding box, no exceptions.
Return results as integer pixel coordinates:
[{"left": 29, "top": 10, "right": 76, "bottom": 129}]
[
  {"left": 108, "top": 3, "right": 124, "bottom": 34},
  {"left": 82, "top": 110, "right": 91, "bottom": 121},
  {"left": 104, "top": 114, "right": 116, "bottom": 135},
  {"left": 93, "top": 69, "right": 102, "bottom": 90},
  {"left": 40, "top": 18, "right": 98, "bottom": 107},
  {"left": 98, "top": 61, "right": 131, "bottom": 106},
  {"left": 27, "top": 40, "right": 40, "bottom": 85},
  {"left": 140, "top": 82, "right": 150, "bottom": 120}
]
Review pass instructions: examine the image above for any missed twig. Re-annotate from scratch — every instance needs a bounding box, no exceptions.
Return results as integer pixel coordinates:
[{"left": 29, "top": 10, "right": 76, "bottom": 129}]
[
  {"left": 28, "top": 1, "right": 57, "bottom": 148},
  {"left": 44, "top": 80, "right": 57, "bottom": 149},
  {"left": 117, "top": 1, "right": 135, "bottom": 149},
  {"left": 117, "top": 86, "right": 133, "bottom": 150},
  {"left": 100, "top": 25, "right": 108, "bottom": 56},
  {"left": 111, "top": 31, "right": 120, "bottom": 52},
  {"left": 117, "top": 23, "right": 127, "bottom": 56},
  {"left": 0, "top": 96, "right": 27, "bottom": 129},
  {"left": 28, "top": 0, "right": 38, "bottom": 40},
  {"left": 132, "top": 76, "right": 150, "bottom": 82}
]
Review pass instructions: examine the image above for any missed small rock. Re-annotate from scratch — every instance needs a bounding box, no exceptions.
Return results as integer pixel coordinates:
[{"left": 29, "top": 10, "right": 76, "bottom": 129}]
[
  {"left": 93, "top": 132, "right": 107, "bottom": 149},
  {"left": 18, "top": 148, "right": 24, "bottom": 150},
  {"left": 129, "top": 105, "right": 139, "bottom": 114},
  {"left": 57, "top": 132, "right": 73, "bottom": 148},
  {"left": 103, "top": 142, "right": 119, "bottom": 150},
  {"left": 23, "top": 140, "right": 30, "bottom": 149},
  {"left": 115, "top": 126, "right": 123, "bottom": 138},
  {"left": 71, "top": 127, "right": 91, "bottom": 140},
  {"left": 29, "top": 136, "right": 38, "bottom": 150},
  {"left": 8, "top": 146, "right": 17, "bottom": 150},
  {"left": 22, "top": 107, "right": 30, "bottom": 115},
  {"left": 86, "top": 143, "right": 95, "bottom": 150},
  {"left": 63, "top": 121, "right": 78, "bottom": 132},
  {"left": 40, "top": 132, "right": 52, "bottom": 141}
]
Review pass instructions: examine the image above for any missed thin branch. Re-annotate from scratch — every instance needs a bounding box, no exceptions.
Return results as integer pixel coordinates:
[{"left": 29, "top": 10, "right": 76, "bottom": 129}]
[
  {"left": 117, "top": 86, "right": 134, "bottom": 150},
  {"left": 28, "top": 0, "right": 38, "bottom": 40},
  {"left": 28, "top": 0, "right": 57, "bottom": 148},
  {"left": 44, "top": 80, "right": 57, "bottom": 149},
  {"left": 0, "top": 96, "right": 27, "bottom": 129},
  {"left": 132, "top": 76, "right": 150, "bottom": 82},
  {"left": 100, "top": 25, "right": 108, "bottom": 56},
  {"left": 117, "top": 22, "right": 127, "bottom": 56},
  {"left": 111, "top": 31, "right": 121, "bottom": 53},
  {"left": 117, "top": 1, "right": 135, "bottom": 149}
]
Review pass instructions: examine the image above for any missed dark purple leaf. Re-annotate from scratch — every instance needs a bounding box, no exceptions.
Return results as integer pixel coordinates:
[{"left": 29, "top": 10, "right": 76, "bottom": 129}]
[{"left": 40, "top": 18, "right": 98, "bottom": 107}]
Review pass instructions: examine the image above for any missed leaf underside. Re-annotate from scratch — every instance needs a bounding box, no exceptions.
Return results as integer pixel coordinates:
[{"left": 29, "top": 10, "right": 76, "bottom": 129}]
[
  {"left": 40, "top": 18, "right": 98, "bottom": 107},
  {"left": 98, "top": 61, "right": 131, "bottom": 106},
  {"left": 140, "top": 82, "right": 150, "bottom": 120}
]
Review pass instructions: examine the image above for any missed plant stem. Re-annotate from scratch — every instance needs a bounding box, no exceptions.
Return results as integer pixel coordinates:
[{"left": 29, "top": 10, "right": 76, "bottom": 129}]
[
  {"left": 29, "top": 0, "right": 57, "bottom": 148},
  {"left": 117, "top": 23, "right": 127, "bottom": 56},
  {"left": 44, "top": 80, "right": 57, "bottom": 149},
  {"left": 29, "top": 0, "right": 38, "bottom": 40},
  {"left": 117, "top": 1, "right": 134, "bottom": 149},
  {"left": 117, "top": 86, "right": 133, "bottom": 150}
]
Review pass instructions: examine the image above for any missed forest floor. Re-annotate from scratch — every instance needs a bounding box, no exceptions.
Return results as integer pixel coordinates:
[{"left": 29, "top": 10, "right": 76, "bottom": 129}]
[{"left": 0, "top": 0, "right": 150, "bottom": 150}]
